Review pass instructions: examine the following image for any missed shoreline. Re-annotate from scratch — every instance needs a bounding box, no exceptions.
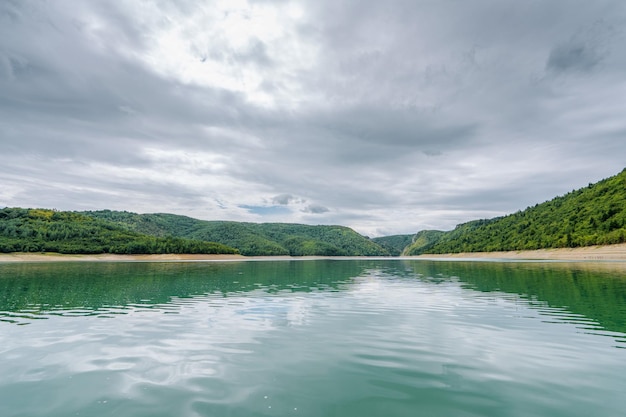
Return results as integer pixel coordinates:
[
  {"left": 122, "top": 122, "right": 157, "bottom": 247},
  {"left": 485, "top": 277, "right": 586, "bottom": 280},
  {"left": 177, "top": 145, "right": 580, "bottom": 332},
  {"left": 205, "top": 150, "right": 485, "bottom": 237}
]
[
  {"left": 0, "top": 253, "right": 249, "bottom": 263},
  {"left": 410, "top": 242, "right": 626, "bottom": 261},
  {"left": 0, "top": 253, "right": 350, "bottom": 263},
  {"left": 2, "top": 243, "right": 626, "bottom": 263}
]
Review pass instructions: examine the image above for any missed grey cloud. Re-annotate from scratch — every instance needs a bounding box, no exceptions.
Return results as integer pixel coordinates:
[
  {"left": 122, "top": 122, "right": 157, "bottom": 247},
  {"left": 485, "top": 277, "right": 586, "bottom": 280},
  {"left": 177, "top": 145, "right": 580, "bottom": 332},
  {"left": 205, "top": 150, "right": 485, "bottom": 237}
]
[
  {"left": 272, "top": 194, "right": 299, "bottom": 205},
  {"left": 546, "top": 21, "right": 616, "bottom": 74},
  {"left": 316, "top": 106, "right": 478, "bottom": 150},
  {"left": 2, "top": 0, "right": 626, "bottom": 236},
  {"left": 547, "top": 43, "right": 601, "bottom": 73},
  {"left": 302, "top": 205, "right": 329, "bottom": 214},
  {"left": 0, "top": 1, "right": 21, "bottom": 27}
]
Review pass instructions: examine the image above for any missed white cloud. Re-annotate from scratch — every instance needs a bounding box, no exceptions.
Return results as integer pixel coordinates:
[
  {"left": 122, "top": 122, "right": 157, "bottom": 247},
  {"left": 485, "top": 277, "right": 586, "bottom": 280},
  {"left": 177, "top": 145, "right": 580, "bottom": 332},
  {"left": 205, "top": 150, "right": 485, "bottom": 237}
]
[{"left": 131, "top": 0, "right": 318, "bottom": 107}]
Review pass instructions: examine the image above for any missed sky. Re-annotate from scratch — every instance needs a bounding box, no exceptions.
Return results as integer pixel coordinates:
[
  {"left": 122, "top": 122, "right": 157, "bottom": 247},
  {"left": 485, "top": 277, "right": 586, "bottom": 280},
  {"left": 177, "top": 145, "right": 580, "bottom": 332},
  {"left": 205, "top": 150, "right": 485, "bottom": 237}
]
[{"left": 1, "top": 0, "right": 626, "bottom": 237}]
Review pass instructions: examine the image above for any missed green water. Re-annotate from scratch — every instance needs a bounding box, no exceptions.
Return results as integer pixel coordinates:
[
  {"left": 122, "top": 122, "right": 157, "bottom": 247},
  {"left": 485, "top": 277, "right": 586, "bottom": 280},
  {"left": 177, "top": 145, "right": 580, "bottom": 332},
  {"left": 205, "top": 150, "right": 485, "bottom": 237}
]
[{"left": 1, "top": 259, "right": 625, "bottom": 417}]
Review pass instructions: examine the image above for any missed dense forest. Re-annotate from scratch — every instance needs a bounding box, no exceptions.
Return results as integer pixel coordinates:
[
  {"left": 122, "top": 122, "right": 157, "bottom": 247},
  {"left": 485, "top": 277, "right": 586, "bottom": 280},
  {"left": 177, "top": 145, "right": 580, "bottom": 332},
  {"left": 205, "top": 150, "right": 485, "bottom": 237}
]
[
  {"left": 82, "top": 211, "right": 390, "bottom": 256},
  {"left": 401, "top": 231, "right": 445, "bottom": 256},
  {"left": 371, "top": 234, "right": 414, "bottom": 256},
  {"left": 0, "top": 208, "right": 238, "bottom": 255},
  {"left": 404, "top": 168, "right": 626, "bottom": 255}
]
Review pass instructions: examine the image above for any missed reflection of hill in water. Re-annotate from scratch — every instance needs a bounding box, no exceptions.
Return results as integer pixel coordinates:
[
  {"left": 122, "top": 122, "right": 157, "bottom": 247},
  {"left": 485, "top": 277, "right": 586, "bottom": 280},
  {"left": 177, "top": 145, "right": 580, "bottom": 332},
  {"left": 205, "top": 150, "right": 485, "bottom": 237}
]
[
  {"left": 0, "top": 261, "right": 368, "bottom": 324},
  {"left": 2, "top": 260, "right": 626, "bottom": 341},
  {"left": 405, "top": 260, "right": 626, "bottom": 338}
]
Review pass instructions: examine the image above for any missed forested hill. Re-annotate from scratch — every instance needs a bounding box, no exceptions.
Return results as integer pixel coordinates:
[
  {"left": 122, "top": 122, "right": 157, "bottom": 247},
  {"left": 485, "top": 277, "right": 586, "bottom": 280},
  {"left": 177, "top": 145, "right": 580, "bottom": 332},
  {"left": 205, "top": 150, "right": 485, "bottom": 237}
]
[
  {"left": 372, "top": 234, "right": 414, "bottom": 256},
  {"left": 82, "top": 211, "right": 390, "bottom": 257},
  {"left": 404, "top": 168, "right": 626, "bottom": 255},
  {"left": 0, "top": 208, "right": 238, "bottom": 255}
]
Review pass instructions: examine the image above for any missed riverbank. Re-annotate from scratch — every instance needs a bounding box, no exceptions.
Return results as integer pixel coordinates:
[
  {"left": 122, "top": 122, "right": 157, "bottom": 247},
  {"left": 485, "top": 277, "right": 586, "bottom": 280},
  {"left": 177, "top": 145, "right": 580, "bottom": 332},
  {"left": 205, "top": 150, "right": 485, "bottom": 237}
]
[
  {"left": 0, "top": 253, "right": 345, "bottom": 263},
  {"left": 3, "top": 243, "right": 626, "bottom": 263},
  {"left": 0, "top": 253, "right": 249, "bottom": 263},
  {"left": 412, "top": 243, "right": 626, "bottom": 261}
]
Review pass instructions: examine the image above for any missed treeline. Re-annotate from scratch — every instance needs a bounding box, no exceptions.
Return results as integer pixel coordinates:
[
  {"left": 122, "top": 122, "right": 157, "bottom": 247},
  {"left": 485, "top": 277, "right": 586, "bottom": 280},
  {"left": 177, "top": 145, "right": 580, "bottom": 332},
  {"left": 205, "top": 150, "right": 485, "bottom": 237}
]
[
  {"left": 0, "top": 208, "right": 238, "bottom": 255},
  {"left": 404, "top": 168, "right": 626, "bottom": 255},
  {"left": 82, "top": 211, "right": 390, "bottom": 256}
]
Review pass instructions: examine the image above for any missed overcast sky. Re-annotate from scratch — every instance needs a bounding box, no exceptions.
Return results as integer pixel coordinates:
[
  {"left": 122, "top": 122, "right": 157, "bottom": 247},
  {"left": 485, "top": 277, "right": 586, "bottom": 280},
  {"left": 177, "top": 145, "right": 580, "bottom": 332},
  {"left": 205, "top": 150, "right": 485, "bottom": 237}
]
[{"left": 1, "top": 0, "right": 625, "bottom": 236}]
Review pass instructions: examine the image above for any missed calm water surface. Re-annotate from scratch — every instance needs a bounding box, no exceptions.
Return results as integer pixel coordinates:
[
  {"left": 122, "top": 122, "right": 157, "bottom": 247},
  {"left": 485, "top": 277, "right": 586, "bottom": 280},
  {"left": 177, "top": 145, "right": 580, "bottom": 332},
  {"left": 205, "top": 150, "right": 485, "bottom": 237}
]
[{"left": 1, "top": 259, "right": 626, "bottom": 417}]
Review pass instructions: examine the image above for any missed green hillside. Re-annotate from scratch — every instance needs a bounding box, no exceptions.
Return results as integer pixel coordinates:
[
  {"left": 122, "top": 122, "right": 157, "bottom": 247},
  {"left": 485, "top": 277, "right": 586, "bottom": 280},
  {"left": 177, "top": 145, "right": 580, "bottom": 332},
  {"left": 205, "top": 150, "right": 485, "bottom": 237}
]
[
  {"left": 400, "top": 230, "right": 445, "bottom": 256},
  {"left": 372, "top": 234, "right": 414, "bottom": 256},
  {"left": 405, "top": 168, "right": 626, "bottom": 255},
  {"left": 82, "top": 211, "right": 390, "bottom": 257},
  {"left": 249, "top": 222, "right": 388, "bottom": 256},
  {"left": 0, "top": 208, "right": 238, "bottom": 255}
]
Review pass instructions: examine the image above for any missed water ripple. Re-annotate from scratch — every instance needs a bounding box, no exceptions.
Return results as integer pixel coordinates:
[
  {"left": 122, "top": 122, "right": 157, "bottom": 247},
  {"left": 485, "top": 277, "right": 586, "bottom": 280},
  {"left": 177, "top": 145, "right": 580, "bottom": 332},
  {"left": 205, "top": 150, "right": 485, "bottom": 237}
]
[{"left": 1, "top": 260, "right": 626, "bottom": 417}]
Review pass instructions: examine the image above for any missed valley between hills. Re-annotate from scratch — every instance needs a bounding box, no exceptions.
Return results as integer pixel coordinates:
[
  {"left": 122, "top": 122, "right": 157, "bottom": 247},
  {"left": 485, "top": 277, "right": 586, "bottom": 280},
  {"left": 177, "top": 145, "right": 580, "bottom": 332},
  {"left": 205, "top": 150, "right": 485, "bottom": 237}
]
[{"left": 1, "top": 168, "right": 625, "bottom": 260}]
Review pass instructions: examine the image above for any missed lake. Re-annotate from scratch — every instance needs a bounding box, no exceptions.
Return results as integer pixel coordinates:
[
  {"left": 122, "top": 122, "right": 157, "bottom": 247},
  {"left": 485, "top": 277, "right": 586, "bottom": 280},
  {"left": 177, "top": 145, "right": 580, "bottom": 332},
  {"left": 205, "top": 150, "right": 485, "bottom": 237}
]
[{"left": 1, "top": 259, "right": 625, "bottom": 417}]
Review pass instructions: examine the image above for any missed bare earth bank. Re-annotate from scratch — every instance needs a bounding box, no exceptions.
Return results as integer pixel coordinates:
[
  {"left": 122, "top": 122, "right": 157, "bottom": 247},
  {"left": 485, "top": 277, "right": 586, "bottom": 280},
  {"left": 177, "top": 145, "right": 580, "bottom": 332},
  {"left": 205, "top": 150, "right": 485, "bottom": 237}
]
[
  {"left": 0, "top": 253, "right": 249, "bottom": 263},
  {"left": 0, "top": 253, "right": 337, "bottom": 263},
  {"left": 411, "top": 243, "right": 626, "bottom": 261},
  {"left": 3, "top": 243, "right": 626, "bottom": 263}
]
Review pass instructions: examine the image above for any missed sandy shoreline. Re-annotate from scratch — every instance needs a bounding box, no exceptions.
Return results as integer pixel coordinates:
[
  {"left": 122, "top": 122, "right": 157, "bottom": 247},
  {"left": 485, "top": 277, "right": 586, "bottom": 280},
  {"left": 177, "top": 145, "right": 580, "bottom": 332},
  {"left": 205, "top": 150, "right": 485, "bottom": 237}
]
[
  {"left": 411, "top": 243, "right": 626, "bottom": 261},
  {"left": 2, "top": 243, "right": 626, "bottom": 263},
  {"left": 0, "top": 253, "right": 250, "bottom": 263},
  {"left": 0, "top": 253, "right": 346, "bottom": 263}
]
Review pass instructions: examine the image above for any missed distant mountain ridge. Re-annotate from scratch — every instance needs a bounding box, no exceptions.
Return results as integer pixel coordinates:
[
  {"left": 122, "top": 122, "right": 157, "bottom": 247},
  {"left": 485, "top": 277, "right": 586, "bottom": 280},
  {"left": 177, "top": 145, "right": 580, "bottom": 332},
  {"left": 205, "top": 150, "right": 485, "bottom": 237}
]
[
  {"left": 82, "top": 211, "right": 390, "bottom": 256},
  {"left": 403, "top": 168, "right": 626, "bottom": 255}
]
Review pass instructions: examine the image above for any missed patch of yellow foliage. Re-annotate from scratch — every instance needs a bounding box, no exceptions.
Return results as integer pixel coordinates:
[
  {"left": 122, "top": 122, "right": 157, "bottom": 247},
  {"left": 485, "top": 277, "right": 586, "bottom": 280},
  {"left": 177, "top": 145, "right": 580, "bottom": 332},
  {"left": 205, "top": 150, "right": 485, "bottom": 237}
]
[{"left": 28, "top": 209, "right": 55, "bottom": 220}]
